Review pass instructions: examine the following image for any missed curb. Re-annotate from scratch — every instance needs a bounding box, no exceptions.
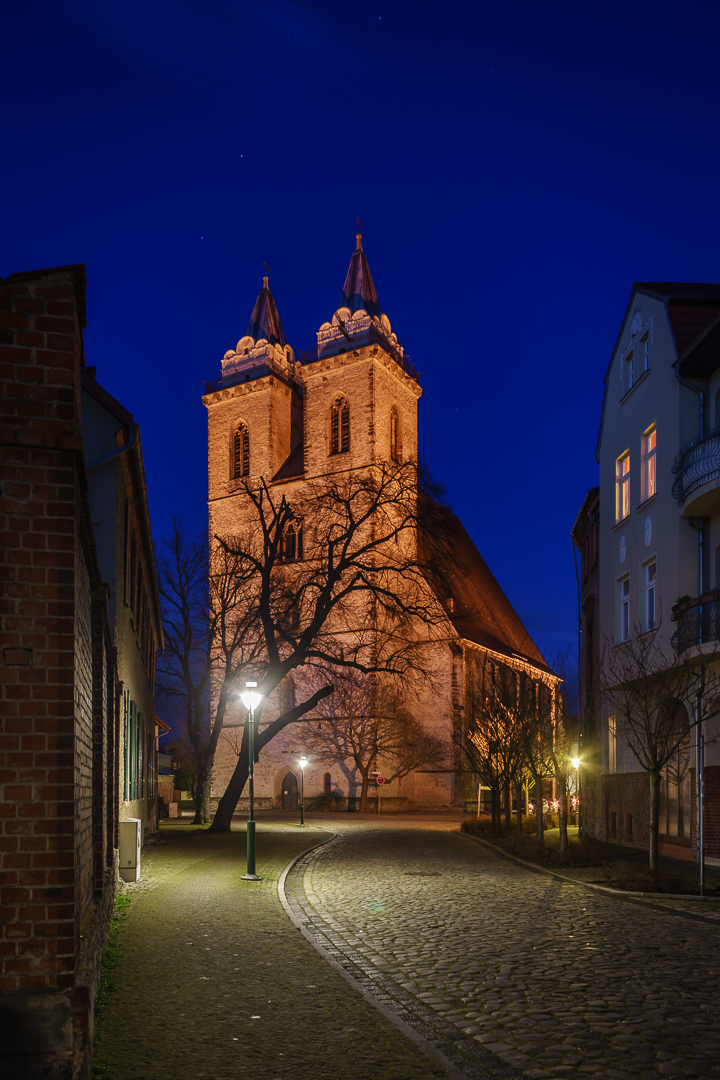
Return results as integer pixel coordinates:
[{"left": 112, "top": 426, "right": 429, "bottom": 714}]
[
  {"left": 278, "top": 834, "right": 478, "bottom": 1080},
  {"left": 459, "top": 831, "right": 720, "bottom": 903}
]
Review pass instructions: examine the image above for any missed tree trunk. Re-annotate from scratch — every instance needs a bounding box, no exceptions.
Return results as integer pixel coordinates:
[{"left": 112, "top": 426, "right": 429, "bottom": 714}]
[
  {"left": 208, "top": 732, "right": 248, "bottom": 833},
  {"left": 558, "top": 775, "right": 568, "bottom": 853},
  {"left": 490, "top": 780, "right": 498, "bottom": 835},
  {"left": 516, "top": 781, "right": 523, "bottom": 836},
  {"left": 504, "top": 779, "right": 512, "bottom": 837},
  {"left": 359, "top": 774, "right": 370, "bottom": 813},
  {"left": 535, "top": 772, "right": 544, "bottom": 843},
  {"left": 193, "top": 762, "right": 212, "bottom": 825},
  {"left": 649, "top": 767, "right": 660, "bottom": 872}
]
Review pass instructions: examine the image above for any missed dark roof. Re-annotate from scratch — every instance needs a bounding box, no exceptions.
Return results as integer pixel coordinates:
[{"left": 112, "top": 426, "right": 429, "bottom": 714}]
[
  {"left": 634, "top": 282, "right": 720, "bottom": 356},
  {"left": 246, "top": 277, "right": 287, "bottom": 348},
  {"left": 81, "top": 368, "right": 134, "bottom": 426},
  {"left": 272, "top": 442, "right": 304, "bottom": 482},
  {"left": 340, "top": 234, "right": 381, "bottom": 318},
  {"left": 571, "top": 486, "right": 599, "bottom": 546},
  {"left": 422, "top": 500, "right": 552, "bottom": 673},
  {"left": 677, "top": 311, "right": 720, "bottom": 378}
]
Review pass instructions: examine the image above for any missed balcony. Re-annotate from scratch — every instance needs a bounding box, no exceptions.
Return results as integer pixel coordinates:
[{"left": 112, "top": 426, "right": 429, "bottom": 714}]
[
  {"left": 671, "top": 592, "right": 720, "bottom": 651},
  {"left": 672, "top": 427, "right": 720, "bottom": 507}
]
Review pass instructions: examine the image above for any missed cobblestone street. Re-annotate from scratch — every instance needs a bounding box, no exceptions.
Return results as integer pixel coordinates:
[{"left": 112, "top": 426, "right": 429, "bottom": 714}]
[
  {"left": 95, "top": 814, "right": 720, "bottom": 1080},
  {"left": 289, "top": 816, "right": 720, "bottom": 1080}
]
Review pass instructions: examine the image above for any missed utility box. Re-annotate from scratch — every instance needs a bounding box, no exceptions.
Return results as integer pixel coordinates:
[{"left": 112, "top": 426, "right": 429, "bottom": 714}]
[{"left": 119, "top": 818, "right": 141, "bottom": 882}]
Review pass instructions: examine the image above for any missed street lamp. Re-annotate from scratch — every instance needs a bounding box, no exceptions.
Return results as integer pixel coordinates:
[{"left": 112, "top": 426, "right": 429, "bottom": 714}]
[
  {"left": 298, "top": 756, "right": 308, "bottom": 826},
  {"left": 571, "top": 757, "right": 580, "bottom": 834},
  {"left": 240, "top": 681, "right": 263, "bottom": 881}
]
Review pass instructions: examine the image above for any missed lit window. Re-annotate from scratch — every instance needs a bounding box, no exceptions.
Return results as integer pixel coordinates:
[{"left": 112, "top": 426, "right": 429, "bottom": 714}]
[
  {"left": 620, "top": 577, "right": 630, "bottom": 642},
  {"left": 616, "top": 452, "right": 630, "bottom": 520},
  {"left": 608, "top": 714, "right": 616, "bottom": 774},
  {"left": 645, "top": 561, "right": 656, "bottom": 630},
  {"left": 232, "top": 423, "right": 250, "bottom": 478},
  {"left": 643, "top": 425, "right": 656, "bottom": 500},
  {"left": 330, "top": 396, "right": 350, "bottom": 455}
]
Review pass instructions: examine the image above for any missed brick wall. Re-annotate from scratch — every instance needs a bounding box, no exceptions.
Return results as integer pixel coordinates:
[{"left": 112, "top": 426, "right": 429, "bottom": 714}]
[{"left": 690, "top": 764, "right": 720, "bottom": 858}]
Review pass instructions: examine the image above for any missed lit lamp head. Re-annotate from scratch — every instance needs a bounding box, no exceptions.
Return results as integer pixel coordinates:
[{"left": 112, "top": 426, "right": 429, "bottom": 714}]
[
  {"left": 299, "top": 756, "right": 308, "bottom": 770},
  {"left": 240, "top": 681, "right": 263, "bottom": 712},
  {"left": 571, "top": 757, "right": 580, "bottom": 769}
]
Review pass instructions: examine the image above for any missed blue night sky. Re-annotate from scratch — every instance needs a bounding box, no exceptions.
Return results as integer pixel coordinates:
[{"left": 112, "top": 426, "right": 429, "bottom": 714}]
[{"left": 3, "top": 1, "right": 720, "bottom": 664}]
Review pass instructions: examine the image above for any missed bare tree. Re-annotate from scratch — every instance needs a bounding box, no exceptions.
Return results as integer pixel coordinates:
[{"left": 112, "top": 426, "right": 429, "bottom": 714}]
[
  {"left": 302, "top": 674, "right": 448, "bottom": 813},
  {"left": 601, "top": 625, "right": 720, "bottom": 870},
  {"left": 207, "top": 460, "right": 450, "bottom": 832}
]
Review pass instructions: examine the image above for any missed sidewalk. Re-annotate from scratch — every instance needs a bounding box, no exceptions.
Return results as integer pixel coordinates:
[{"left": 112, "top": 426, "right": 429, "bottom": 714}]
[{"left": 92, "top": 819, "right": 450, "bottom": 1080}]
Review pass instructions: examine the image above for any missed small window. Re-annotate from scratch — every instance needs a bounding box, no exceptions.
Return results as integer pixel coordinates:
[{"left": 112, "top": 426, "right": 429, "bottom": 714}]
[
  {"left": 626, "top": 812, "right": 633, "bottom": 838},
  {"left": 641, "top": 334, "right": 649, "bottom": 373},
  {"left": 616, "top": 452, "right": 630, "bottom": 521},
  {"left": 619, "top": 578, "right": 630, "bottom": 642},
  {"left": 324, "top": 772, "right": 332, "bottom": 795},
  {"left": 330, "top": 396, "right": 350, "bottom": 455},
  {"left": 232, "top": 423, "right": 250, "bottom": 478},
  {"left": 280, "top": 520, "right": 303, "bottom": 562},
  {"left": 624, "top": 352, "right": 634, "bottom": 390},
  {"left": 645, "top": 561, "right": 656, "bottom": 630},
  {"left": 608, "top": 715, "right": 617, "bottom": 773},
  {"left": 609, "top": 811, "right": 617, "bottom": 836},
  {"left": 643, "top": 425, "right": 656, "bottom": 501},
  {"left": 390, "top": 405, "right": 402, "bottom": 463}
]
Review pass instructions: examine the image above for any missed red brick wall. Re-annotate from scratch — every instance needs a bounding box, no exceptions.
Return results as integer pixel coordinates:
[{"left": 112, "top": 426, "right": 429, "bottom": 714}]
[
  {"left": 690, "top": 764, "right": 720, "bottom": 858},
  {"left": 0, "top": 266, "right": 88, "bottom": 992}
]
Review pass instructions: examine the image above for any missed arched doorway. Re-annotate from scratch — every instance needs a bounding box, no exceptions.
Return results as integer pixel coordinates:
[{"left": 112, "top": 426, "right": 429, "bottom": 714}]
[{"left": 281, "top": 772, "right": 298, "bottom": 810}]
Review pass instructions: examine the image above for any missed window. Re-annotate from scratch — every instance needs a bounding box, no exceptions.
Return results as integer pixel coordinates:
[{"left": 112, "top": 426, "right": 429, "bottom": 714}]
[
  {"left": 641, "top": 334, "right": 649, "bottom": 373},
  {"left": 645, "top": 561, "right": 656, "bottom": 630},
  {"left": 232, "top": 423, "right": 250, "bottom": 478},
  {"left": 624, "top": 352, "right": 634, "bottom": 391},
  {"left": 324, "top": 772, "right": 332, "bottom": 795},
  {"left": 280, "top": 520, "right": 303, "bottom": 562},
  {"left": 616, "top": 452, "right": 630, "bottom": 520},
  {"left": 124, "top": 695, "right": 140, "bottom": 801},
  {"left": 659, "top": 704, "right": 690, "bottom": 839},
  {"left": 330, "top": 396, "right": 350, "bottom": 454},
  {"left": 608, "top": 715, "right": 617, "bottom": 773},
  {"left": 581, "top": 523, "right": 597, "bottom": 583},
  {"left": 619, "top": 577, "right": 630, "bottom": 642},
  {"left": 390, "top": 406, "right": 402, "bottom": 462},
  {"left": 609, "top": 810, "right": 617, "bottom": 836},
  {"left": 643, "top": 425, "right": 656, "bottom": 501},
  {"left": 626, "top": 812, "right": 633, "bottom": 838}
]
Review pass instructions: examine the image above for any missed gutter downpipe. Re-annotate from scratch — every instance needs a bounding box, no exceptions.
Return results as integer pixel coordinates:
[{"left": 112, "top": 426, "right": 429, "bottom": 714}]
[
  {"left": 572, "top": 536, "right": 582, "bottom": 836},
  {"left": 87, "top": 423, "right": 138, "bottom": 470}
]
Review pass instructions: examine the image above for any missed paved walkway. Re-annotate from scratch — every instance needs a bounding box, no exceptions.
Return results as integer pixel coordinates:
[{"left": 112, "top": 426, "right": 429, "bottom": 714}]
[
  {"left": 288, "top": 816, "right": 720, "bottom": 1080},
  {"left": 92, "top": 819, "right": 450, "bottom": 1080}
]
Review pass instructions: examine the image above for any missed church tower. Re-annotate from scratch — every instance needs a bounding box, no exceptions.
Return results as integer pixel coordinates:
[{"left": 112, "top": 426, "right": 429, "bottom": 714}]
[{"left": 302, "top": 233, "right": 421, "bottom": 480}]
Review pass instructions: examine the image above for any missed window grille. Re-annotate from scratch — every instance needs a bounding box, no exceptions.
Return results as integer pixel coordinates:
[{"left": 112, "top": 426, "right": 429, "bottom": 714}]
[
  {"left": 233, "top": 424, "right": 250, "bottom": 478},
  {"left": 330, "top": 397, "right": 350, "bottom": 454}
]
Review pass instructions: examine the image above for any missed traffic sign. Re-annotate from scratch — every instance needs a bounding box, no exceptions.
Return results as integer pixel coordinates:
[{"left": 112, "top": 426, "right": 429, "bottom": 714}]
[{"left": 376, "top": 775, "right": 385, "bottom": 786}]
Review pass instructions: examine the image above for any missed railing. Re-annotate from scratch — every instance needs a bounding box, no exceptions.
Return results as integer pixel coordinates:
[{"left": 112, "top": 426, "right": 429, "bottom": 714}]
[
  {"left": 672, "top": 427, "right": 720, "bottom": 505},
  {"left": 300, "top": 323, "right": 419, "bottom": 381},
  {"left": 671, "top": 592, "right": 720, "bottom": 651}
]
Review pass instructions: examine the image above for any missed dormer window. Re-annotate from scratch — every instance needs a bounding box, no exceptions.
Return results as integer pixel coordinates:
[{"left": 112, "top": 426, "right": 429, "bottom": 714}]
[
  {"left": 330, "top": 396, "right": 350, "bottom": 455},
  {"left": 232, "top": 422, "right": 250, "bottom": 478}
]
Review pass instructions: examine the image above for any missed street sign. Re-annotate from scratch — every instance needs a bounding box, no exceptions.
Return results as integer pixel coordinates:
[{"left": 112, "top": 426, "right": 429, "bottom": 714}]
[{"left": 376, "top": 775, "right": 385, "bottom": 785}]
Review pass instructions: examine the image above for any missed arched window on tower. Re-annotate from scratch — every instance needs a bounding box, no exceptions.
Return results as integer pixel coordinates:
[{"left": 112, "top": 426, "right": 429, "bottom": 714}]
[
  {"left": 390, "top": 405, "right": 402, "bottom": 463},
  {"left": 232, "top": 422, "right": 250, "bottom": 478},
  {"left": 330, "top": 395, "right": 350, "bottom": 455}
]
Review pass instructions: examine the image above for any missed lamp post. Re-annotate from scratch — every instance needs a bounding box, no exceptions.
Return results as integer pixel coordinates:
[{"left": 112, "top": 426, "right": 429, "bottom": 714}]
[
  {"left": 240, "top": 681, "right": 263, "bottom": 881},
  {"left": 299, "top": 756, "right": 308, "bottom": 826},
  {"left": 571, "top": 757, "right": 580, "bottom": 835}
]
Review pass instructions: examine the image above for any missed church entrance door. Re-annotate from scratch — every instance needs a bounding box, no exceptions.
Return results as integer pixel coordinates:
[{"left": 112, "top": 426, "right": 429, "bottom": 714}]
[{"left": 281, "top": 772, "right": 298, "bottom": 810}]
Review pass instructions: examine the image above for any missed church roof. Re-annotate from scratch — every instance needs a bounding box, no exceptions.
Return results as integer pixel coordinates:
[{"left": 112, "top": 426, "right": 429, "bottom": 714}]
[
  {"left": 422, "top": 499, "right": 553, "bottom": 674},
  {"left": 340, "top": 234, "right": 381, "bottom": 317},
  {"left": 246, "top": 276, "right": 287, "bottom": 348}
]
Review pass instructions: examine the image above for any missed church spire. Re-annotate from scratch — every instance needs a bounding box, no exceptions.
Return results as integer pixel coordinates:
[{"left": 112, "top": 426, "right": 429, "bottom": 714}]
[
  {"left": 340, "top": 233, "right": 381, "bottom": 318},
  {"left": 246, "top": 276, "right": 287, "bottom": 348}
]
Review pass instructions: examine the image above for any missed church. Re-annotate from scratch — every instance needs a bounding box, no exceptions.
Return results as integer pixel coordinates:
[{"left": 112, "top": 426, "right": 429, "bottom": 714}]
[{"left": 203, "top": 234, "right": 556, "bottom": 813}]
